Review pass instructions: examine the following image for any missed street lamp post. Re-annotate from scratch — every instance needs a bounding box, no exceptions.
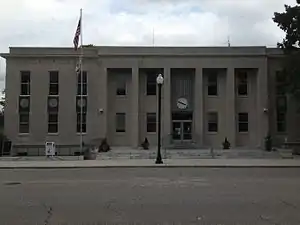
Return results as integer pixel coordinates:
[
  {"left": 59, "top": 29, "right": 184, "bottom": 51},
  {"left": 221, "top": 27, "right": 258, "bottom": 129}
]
[{"left": 156, "top": 74, "right": 164, "bottom": 164}]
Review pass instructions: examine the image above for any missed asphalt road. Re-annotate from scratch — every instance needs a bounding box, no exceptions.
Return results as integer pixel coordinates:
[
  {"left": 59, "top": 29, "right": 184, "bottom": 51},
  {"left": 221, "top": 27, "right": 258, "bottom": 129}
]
[{"left": 0, "top": 168, "right": 300, "bottom": 225}]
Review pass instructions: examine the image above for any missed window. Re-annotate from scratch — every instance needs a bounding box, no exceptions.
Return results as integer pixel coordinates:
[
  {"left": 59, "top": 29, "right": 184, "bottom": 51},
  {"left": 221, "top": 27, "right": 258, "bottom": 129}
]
[
  {"left": 77, "top": 71, "right": 87, "bottom": 95},
  {"left": 116, "top": 79, "right": 126, "bottom": 95},
  {"left": 276, "top": 71, "right": 286, "bottom": 96},
  {"left": 238, "top": 113, "right": 248, "bottom": 132},
  {"left": 116, "top": 113, "right": 126, "bottom": 132},
  {"left": 49, "top": 71, "right": 59, "bottom": 95},
  {"left": 276, "top": 96, "right": 287, "bottom": 113},
  {"left": 207, "top": 73, "right": 218, "bottom": 96},
  {"left": 19, "top": 112, "right": 29, "bottom": 133},
  {"left": 48, "top": 112, "right": 58, "bottom": 133},
  {"left": 48, "top": 95, "right": 59, "bottom": 134},
  {"left": 19, "top": 96, "right": 30, "bottom": 134},
  {"left": 147, "top": 113, "right": 156, "bottom": 132},
  {"left": 20, "top": 71, "right": 30, "bottom": 95},
  {"left": 76, "top": 112, "right": 87, "bottom": 133},
  {"left": 276, "top": 112, "right": 286, "bottom": 133},
  {"left": 237, "top": 71, "right": 248, "bottom": 96},
  {"left": 208, "top": 112, "right": 218, "bottom": 132},
  {"left": 76, "top": 96, "right": 87, "bottom": 133},
  {"left": 146, "top": 73, "right": 156, "bottom": 95}
]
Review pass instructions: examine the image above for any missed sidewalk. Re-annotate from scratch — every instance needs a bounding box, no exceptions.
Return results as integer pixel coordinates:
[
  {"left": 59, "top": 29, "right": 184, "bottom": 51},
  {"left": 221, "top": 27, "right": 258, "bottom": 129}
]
[
  {"left": 1, "top": 159, "right": 300, "bottom": 169},
  {"left": 2, "top": 148, "right": 294, "bottom": 161}
]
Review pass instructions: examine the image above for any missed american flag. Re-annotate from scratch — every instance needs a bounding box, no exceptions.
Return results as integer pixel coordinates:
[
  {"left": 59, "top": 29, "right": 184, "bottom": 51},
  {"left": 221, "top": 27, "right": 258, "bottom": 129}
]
[{"left": 73, "top": 17, "right": 81, "bottom": 50}]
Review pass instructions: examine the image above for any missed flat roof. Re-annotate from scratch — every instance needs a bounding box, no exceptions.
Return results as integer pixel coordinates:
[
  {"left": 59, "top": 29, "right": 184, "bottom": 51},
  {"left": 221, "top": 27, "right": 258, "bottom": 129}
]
[{"left": 0, "top": 46, "right": 283, "bottom": 58}]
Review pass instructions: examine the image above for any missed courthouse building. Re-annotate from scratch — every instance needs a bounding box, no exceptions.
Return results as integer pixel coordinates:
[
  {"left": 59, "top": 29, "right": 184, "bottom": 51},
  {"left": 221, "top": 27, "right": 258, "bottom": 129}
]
[{"left": 1, "top": 46, "right": 299, "bottom": 155}]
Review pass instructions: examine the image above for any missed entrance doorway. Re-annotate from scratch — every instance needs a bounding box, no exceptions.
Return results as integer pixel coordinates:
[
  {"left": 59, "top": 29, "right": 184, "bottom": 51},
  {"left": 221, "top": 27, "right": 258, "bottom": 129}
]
[
  {"left": 172, "top": 112, "right": 193, "bottom": 142},
  {"left": 172, "top": 121, "right": 192, "bottom": 141}
]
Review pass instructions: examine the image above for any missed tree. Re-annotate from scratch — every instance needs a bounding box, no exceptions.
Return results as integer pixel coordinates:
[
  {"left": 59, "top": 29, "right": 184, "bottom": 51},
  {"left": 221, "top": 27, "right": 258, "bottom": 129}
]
[
  {"left": 273, "top": 0, "right": 300, "bottom": 100},
  {"left": 0, "top": 89, "right": 5, "bottom": 129},
  {"left": 0, "top": 89, "right": 5, "bottom": 111}
]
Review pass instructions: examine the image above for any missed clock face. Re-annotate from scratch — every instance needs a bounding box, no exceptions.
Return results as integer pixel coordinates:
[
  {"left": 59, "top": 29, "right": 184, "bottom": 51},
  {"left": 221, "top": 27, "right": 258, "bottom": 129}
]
[
  {"left": 20, "top": 98, "right": 29, "bottom": 108},
  {"left": 177, "top": 98, "right": 188, "bottom": 109},
  {"left": 48, "top": 98, "right": 58, "bottom": 108},
  {"left": 77, "top": 98, "right": 86, "bottom": 107}
]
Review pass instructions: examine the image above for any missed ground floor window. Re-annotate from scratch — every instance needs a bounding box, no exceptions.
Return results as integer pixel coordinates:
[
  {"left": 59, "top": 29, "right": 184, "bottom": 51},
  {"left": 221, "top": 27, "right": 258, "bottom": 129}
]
[
  {"left": 48, "top": 112, "right": 58, "bottom": 133},
  {"left": 147, "top": 113, "right": 156, "bottom": 132},
  {"left": 207, "top": 112, "right": 218, "bottom": 132},
  {"left": 116, "top": 113, "right": 126, "bottom": 132},
  {"left": 19, "top": 112, "right": 29, "bottom": 133},
  {"left": 76, "top": 112, "right": 87, "bottom": 133},
  {"left": 276, "top": 111, "right": 286, "bottom": 133},
  {"left": 238, "top": 112, "right": 248, "bottom": 132}
]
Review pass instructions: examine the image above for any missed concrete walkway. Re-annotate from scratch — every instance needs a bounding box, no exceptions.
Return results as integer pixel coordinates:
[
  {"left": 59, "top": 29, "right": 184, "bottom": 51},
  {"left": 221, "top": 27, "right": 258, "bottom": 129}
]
[{"left": 1, "top": 159, "right": 300, "bottom": 169}]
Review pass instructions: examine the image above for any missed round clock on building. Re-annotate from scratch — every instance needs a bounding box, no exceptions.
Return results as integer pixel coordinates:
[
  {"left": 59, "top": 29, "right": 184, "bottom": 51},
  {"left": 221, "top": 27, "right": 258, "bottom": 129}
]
[
  {"left": 48, "top": 98, "right": 58, "bottom": 108},
  {"left": 77, "top": 98, "right": 86, "bottom": 107},
  {"left": 177, "top": 98, "right": 188, "bottom": 109},
  {"left": 20, "top": 98, "right": 29, "bottom": 108}
]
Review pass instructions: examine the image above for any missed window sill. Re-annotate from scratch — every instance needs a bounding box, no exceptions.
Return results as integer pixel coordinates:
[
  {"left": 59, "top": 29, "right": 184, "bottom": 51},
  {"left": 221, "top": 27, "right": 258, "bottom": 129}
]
[
  {"left": 76, "top": 133, "right": 87, "bottom": 135},
  {"left": 116, "top": 95, "right": 128, "bottom": 98},
  {"left": 147, "top": 132, "right": 156, "bottom": 134},
  {"left": 238, "top": 132, "right": 249, "bottom": 134},
  {"left": 207, "top": 131, "right": 218, "bottom": 135},
  {"left": 18, "top": 133, "right": 30, "bottom": 136},
  {"left": 237, "top": 95, "right": 248, "bottom": 98},
  {"left": 276, "top": 132, "right": 287, "bottom": 135},
  {"left": 47, "top": 133, "right": 59, "bottom": 136},
  {"left": 207, "top": 95, "right": 219, "bottom": 98}
]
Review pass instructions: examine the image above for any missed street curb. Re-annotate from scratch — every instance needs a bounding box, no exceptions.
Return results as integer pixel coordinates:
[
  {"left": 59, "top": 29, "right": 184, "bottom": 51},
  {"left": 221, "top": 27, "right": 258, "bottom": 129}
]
[{"left": 1, "top": 165, "right": 300, "bottom": 169}]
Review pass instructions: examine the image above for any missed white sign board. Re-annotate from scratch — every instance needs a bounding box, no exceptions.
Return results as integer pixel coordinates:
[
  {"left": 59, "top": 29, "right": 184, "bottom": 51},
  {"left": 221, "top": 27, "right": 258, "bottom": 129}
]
[{"left": 45, "top": 142, "right": 56, "bottom": 157}]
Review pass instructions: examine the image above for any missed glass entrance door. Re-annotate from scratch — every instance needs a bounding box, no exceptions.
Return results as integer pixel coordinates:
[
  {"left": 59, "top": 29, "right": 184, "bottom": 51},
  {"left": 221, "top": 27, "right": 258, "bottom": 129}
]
[
  {"left": 182, "top": 121, "right": 192, "bottom": 140},
  {"left": 172, "top": 122, "right": 181, "bottom": 140},
  {"left": 172, "top": 121, "right": 192, "bottom": 141}
]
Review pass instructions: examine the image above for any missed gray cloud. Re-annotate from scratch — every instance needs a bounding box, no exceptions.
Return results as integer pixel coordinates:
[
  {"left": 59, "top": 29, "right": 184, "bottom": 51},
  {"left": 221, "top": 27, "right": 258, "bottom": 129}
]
[{"left": 0, "top": 0, "right": 295, "bottom": 91}]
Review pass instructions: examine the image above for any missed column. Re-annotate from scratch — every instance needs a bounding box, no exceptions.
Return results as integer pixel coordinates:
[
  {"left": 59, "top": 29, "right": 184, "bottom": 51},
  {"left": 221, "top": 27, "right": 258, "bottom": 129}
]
[
  {"left": 226, "top": 67, "right": 236, "bottom": 147},
  {"left": 101, "top": 67, "right": 108, "bottom": 139},
  {"left": 194, "top": 68, "right": 203, "bottom": 146},
  {"left": 163, "top": 67, "right": 171, "bottom": 146},
  {"left": 131, "top": 67, "right": 140, "bottom": 148},
  {"left": 257, "top": 64, "right": 268, "bottom": 148}
]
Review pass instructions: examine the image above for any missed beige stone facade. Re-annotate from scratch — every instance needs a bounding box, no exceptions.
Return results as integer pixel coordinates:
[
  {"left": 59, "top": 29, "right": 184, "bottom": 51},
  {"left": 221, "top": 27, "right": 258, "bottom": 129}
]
[{"left": 1, "top": 46, "right": 299, "bottom": 155}]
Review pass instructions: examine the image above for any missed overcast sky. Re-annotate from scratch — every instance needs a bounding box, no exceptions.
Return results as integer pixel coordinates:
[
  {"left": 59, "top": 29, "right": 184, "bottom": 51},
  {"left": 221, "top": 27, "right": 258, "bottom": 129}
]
[{"left": 0, "top": 0, "right": 296, "bottom": 91}]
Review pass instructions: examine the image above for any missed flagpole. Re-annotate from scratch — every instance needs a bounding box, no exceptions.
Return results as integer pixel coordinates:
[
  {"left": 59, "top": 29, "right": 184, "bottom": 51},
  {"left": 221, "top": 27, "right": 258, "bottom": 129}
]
[{"left": 80, "top": 8, "right": 83, "bottom": 154}]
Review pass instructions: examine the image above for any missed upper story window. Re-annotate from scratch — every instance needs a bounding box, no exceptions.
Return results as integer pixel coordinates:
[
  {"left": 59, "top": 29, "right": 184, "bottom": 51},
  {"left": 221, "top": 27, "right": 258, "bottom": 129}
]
[
  {"left": 49, "top": 71, "right": 59, "bottom": 95},
  {"left": 116, "top": 79, "right": 127, "bottom": 96},
  {"left": 207, "top": 73, "right": 218, "bottom": 96},
  {"left": 146, "top": 73, "right": 157, "bottom": 95},
  {"left": 77, "top": 71, "right": 87, "bottom": 95},
  {"left": 20, "top": 71, "right": 30, "bottom": 95},
  {"left": 237, "top": 71, "right": 248, "bottom": 96}
]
